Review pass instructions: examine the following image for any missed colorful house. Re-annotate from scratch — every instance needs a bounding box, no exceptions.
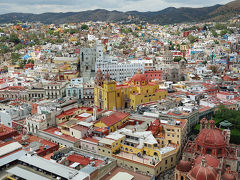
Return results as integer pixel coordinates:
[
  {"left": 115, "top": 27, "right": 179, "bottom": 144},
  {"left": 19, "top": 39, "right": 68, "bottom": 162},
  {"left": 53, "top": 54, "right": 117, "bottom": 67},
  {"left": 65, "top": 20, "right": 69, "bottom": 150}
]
[{"left": 94, "top": 111, "right": 129, "bottom": 133}]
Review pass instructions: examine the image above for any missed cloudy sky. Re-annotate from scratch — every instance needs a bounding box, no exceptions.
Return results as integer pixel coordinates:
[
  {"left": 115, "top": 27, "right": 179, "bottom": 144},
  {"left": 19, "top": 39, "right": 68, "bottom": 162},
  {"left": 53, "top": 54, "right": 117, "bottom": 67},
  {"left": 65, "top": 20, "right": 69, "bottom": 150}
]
[{"left": 0, "top": 0, "right": 234, "bottom": 14}]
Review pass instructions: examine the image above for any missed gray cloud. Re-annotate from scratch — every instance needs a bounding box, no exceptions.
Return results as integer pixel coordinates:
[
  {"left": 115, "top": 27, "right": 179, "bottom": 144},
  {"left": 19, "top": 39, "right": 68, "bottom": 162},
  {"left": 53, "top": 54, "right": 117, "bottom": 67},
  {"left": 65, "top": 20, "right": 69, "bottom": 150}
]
[{"left": 0, "top": 0, "right": 233, "bottom": 14}]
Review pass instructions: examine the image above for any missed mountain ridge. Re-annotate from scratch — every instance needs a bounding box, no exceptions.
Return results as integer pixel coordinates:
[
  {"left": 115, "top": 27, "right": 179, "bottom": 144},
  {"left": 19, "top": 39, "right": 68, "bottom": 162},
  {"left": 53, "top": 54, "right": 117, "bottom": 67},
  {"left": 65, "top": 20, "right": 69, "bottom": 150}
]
[{"left": 0, "top": 0, "right": 239, "bottom": 24}]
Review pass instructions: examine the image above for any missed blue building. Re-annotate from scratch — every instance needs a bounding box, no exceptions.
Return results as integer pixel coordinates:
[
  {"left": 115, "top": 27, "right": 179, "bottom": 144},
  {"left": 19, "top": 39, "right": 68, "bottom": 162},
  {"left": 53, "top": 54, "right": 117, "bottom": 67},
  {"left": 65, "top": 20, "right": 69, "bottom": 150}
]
[{"left": 66, "top": 78, "right": 84, "bottom": 99}]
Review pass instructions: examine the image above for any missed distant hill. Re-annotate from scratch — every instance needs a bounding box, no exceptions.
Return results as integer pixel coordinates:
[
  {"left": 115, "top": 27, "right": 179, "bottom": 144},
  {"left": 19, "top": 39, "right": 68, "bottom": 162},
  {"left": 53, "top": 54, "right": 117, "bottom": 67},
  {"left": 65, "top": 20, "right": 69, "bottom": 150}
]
[{"left": 0, "top": 0, "right": 239, "bottom": 25}]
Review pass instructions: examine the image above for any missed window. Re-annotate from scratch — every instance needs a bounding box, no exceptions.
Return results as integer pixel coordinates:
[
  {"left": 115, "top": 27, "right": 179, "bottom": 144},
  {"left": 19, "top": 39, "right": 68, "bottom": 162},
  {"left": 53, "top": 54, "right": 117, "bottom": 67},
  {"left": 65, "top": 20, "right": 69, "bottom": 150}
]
[
  {"left": 171, "top": 157, "right": 173, "bottom": 162},
  {"left": 165, "top": 160, "right": 168, "bottom": 165},
  {"left": 206, "top": 148, "right": 211, "bottom": 154}
]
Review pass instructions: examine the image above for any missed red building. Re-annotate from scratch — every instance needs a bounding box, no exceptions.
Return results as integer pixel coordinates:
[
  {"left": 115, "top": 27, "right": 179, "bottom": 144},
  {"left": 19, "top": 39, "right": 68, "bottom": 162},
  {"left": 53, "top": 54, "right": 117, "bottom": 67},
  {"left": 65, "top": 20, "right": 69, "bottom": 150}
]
[
  {"left": 175, "top": 118, "right": 238, "bottom": 180},
  {"left": 24, "top": 62, "right": 34, "bottom": 69},
  {"left": 144, "top": 71, "right": 163, "bottom": 81},
  {"left": 172, "top": 51, "right": 185, "bottom": 58},
  {"left": 12, "top": 119, "right": 26, "bottom": 134},
  {"left": 183, "top": 31, "right": 191, "bottom": 37},
  {"left": 0, "top": 125, "right": 19, "bottom": 141}
]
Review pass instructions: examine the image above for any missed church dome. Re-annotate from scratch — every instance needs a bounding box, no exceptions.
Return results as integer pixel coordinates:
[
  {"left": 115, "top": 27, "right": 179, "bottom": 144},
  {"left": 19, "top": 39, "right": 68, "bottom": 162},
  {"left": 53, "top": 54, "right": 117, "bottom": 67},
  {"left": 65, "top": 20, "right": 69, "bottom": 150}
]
[
  {"left": 196, "top": 128, "right": 226, "bottom": 148},
  {"left": 222, "top": 172, "right": 236, "bottom": 180},
  {"left": 176, "top": 160, "right": 192, "bottom": 172},
  {"left": 131, "top": 73, "right": 146, "bottom": 82},
  {"left": 130, "top": 69, "right": 147, "bottom": 84},
  {"left": 188, "top": 158, "right": 218, "bottom": 180},
  {"left": 195, "top": 155, "right": 219, "bottom": 168}
]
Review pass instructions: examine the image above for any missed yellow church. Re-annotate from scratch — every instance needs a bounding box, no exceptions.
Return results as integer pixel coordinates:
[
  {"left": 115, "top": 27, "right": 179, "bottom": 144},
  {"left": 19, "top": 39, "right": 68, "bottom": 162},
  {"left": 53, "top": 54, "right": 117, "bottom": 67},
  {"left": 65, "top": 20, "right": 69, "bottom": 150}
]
[{"left": 94, "top": 69, "right": 168, "bottom": 110}]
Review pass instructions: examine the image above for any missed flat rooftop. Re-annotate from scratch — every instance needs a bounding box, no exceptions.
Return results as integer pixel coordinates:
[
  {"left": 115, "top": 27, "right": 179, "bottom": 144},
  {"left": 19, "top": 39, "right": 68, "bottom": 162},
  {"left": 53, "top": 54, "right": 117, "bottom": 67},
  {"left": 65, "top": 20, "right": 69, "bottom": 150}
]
[
  {"left": 7, "top": 166, "right": 51, "bottom": 180},
  {"left": 18, "top": 155, "right": 78, "bottom": 179},
  {"left": 101, "top": 166, "right": 151, "bottom": 180}
]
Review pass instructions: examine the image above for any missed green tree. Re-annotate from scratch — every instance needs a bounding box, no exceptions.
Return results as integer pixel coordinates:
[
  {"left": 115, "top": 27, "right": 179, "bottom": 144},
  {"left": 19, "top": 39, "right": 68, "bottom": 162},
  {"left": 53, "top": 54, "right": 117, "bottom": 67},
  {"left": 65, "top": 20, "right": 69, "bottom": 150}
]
[
  {"left": 202, "top": 60, "right": 207, "bottom": 65},
  {"left": 47, "top": 29, "right": 54, "bottom": 35},
  {"left": 0, "top": 45, "right": 9, "bottom": 54},
  {"left": 215, "top": 23, "right": 227, "bottom": 30},
  {"left": 211, "top": 30, "right": 218, "bottom": 38},
  {"left": 11, "top": 53, "right": 21, "bottom": 64},
  {"left": 173, "top": 56, "right": 182, "bottom": 62},
  {"left": 9, "top": 33, "right": 20, "bottom": 44},
  {"left": 81, "top": 24, "right": 88, "bottom": 30},
  {"left": 3, "top": 66, "right": 8, "bottom": 72},
  {"left": 14, "top": 44, "right": 25, "bottom": 51},
  {"left": 69, "top": 29, "right": 78, "bottom": 34},
  {"left": 220, "top": 30, "right": 228, "bottom": 36},
  {"left": 188, "top": 35, "right": 198, "bottom": 43}
]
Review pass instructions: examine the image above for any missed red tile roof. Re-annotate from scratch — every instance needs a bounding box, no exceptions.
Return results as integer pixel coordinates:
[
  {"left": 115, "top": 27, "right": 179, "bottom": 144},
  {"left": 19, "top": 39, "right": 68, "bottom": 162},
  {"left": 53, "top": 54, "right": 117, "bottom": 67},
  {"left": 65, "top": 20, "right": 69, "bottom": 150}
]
[
  {"left": 42, "top": 127, "right": 78, "bottom": 142},
  {"left": 67, "top": 154, "right": 90, "bottom": 166},
  {"left": 98, "top": 112, "right": 129, "bottom": 127},
  {"left": 56, "top": 108, "right": 80, "bottom": 119}
]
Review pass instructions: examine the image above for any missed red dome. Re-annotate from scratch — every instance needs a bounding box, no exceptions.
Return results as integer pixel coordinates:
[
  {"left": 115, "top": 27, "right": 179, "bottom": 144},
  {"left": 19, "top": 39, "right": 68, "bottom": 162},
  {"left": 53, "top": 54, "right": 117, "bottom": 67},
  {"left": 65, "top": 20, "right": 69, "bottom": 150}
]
[
  {"left": 188, "top": 163, "right": 218, "bottom": 180},
  {"left": 195, "top": 155, "right": 219, "bottom": 168},
  {"left": 222, "top": 172, "right": 236, "bottom": 180},
  {"left": 131, "top": 73, "right": 146, "bottom": 82},
  {"left": 196, "top": 128, "right": 226, "bottom": 148},
  {"left": 176, "top": 160, "right": 192, "bottom": 172}
]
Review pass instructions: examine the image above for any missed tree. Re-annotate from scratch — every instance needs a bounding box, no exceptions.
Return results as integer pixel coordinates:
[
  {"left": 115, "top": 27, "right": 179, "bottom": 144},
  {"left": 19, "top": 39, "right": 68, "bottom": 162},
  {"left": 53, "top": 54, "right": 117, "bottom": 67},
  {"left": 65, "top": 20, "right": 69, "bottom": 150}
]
[
  {"left": 188, "top": 34, "right": 198, "bottom": 43},
  {"left": 14, "top": 44, "right": 25, "bottom": 51},
  {"left": 211, "top": 30, "right": 218, "bottom": 38},
  {"left": 69, "top": 29, "right": 78, "bottom": 34},
  {"left": 173, "top": 56, "right": 182, "bottom": 62},
  {"left": 9, "top": 33, "right": 20, "bottom": 44},
  {"left": 220, "top": 30, "right": 228, "bottom": 36},
  {"left": 0, "top": 45, "right": 9, "bottom": 54},
  {"left": 3, "top": 66, "right": 8, "bottom": 72},
  {"left": 202, "top": 60, "right": 207, "bottom": 65},
  {"left": 81, "top": 24, "right": 88, "bottom": 30},
  {"left": 47, "top": 29, "right": 54, "bottom": 35},
  {"left": 11, "top": 53, "right": 21, "bottom": 64},
  {"left": 177, "top": 44, "right": 180, "bottom": 51},
  {"left": 215, "top": 23, "right": 227, "bottom": 30},
  {"left": 28, "top": 59, "right": 34, "bottom": 64},
  {"left": 180, "top": 76, "right": 185, "bottom": 81}
]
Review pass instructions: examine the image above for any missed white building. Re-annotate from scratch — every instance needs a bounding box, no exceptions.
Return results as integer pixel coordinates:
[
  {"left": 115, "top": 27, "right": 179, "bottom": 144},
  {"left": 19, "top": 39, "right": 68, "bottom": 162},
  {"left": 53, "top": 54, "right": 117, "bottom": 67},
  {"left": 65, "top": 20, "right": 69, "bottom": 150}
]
[{"left": 95, "top": 42, "right": 145, "bottom": 82}]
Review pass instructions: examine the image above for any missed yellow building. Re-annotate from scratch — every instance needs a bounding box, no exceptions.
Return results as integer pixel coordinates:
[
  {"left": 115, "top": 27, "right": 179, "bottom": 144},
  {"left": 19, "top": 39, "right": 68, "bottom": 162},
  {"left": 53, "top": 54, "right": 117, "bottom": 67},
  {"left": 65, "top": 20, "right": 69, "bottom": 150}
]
[
  {"left": 94, "top": 111, "right": 129, "bottom": 133},
  {"left": 94, "top": 69, "right": 168, "bottom": 110},
  {"left": 97, "top": 127, "right": 179, "bottom": 177}
]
